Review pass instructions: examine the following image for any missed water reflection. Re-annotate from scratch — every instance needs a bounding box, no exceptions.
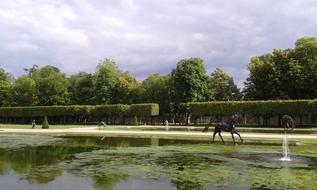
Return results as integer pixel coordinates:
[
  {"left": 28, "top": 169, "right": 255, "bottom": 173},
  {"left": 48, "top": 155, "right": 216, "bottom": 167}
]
[{"left": 0, "top": 135, "right": 317, "bottom": 190}]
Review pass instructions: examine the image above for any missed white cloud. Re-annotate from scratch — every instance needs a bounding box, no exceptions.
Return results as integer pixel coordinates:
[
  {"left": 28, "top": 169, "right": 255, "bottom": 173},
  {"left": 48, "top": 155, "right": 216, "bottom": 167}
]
[{"left": 0, "top": 0, "right": 317, "bottom": 87}]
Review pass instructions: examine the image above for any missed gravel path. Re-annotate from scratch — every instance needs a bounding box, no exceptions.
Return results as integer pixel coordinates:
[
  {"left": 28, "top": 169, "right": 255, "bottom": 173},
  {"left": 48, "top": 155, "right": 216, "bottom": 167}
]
[{"left": 1, "top": 127, "right": 317, "bottom": 140}]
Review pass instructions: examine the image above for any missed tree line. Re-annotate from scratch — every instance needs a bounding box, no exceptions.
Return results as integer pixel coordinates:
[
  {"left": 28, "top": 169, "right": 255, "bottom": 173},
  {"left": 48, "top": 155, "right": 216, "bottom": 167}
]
[{"left": 0, "top": 37, "right": 316, "bottom": 118}]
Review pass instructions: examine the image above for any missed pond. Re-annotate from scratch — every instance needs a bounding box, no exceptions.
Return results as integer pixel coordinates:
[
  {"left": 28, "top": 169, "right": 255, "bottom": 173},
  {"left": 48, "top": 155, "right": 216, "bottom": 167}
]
[{"left": 0, "top": 135, "right": 317, "bottom": 190}]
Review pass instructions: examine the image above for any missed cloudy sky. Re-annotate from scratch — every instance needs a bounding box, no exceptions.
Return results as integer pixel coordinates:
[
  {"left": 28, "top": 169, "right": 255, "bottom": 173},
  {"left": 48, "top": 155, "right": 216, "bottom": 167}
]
[{"left": 1, "top": 0, "right": 317, "bottom": 87}]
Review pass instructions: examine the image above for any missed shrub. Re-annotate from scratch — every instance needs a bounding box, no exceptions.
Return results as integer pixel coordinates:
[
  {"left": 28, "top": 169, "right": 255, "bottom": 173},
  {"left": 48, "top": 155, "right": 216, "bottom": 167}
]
[
  {"left": 42, "top": 116, "right": 49, "bottom": 129},
  {"left": 133, "top": 116, "right": 139, "bottom": 126},
  {"left": 0, "top": 104, "right": 160, "bottom": 118},
  {"left": 129, "top": 103, "right": 160, "bottom": 116},
  {"left": 189, "top": 100, "right": 317, "bottom": 116}
]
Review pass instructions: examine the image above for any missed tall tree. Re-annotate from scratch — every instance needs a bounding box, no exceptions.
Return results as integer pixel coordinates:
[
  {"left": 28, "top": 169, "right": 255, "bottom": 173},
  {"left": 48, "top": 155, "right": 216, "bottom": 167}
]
[
  {"left": 210, "top": 68, "right": 241, "bottom": 101},
  {"left": 289, "top": 37, "right": 317, "bottom": 99},
  {"left": 32, "top": 66, "right": 70, "bottom": 105},
  {"left": 0, "top": 68, "right": 13, "bottom": 106},
  {"left": 243, "top": 54, "right": 282, "bottom": 100},
  {"left": 171, "top": 58, "right": 212, "bottom": 103},
  {"left": 95, "top": 59, "right": 121, "bottom": 104},
  {"left": 244, "top": 37, "right": 317, "bottom": 100},
  {"left": 271, "top": 48, "right": 293, "bottom": 99},
  {"left": 171, "top": 58, "right": 212, "bottom": 122},
  {"left": 69, "top": 72, "right": 96, "bottom": 105},
  {"left": 112, "top": 72, "right": 140, "bottom": 104},
  {"left": 0, "top": 80, "right": 10, "bottom": 106},
  {"left": 9, "top": 76, "right": 37, "bottom": 106},
  {"left": 142, "top": 73, "right": 172, "bottom": 115}
]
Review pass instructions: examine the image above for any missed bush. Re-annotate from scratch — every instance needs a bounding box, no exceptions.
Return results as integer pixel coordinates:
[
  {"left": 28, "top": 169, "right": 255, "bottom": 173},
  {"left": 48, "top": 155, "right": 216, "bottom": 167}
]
[
  {"left": 189, "top": 100, "right": 317, "bottom": 116},
  {"left": 129, "top": 103, "right": 160, "bottom": 116},
  {"left": 42, "top": 116, "right": 49, "bottom": 129},
  {"left": 133, "top": 116, "right": 139, "bottom": 126},
  {"left": 0, "top": 103, "right": 160, "bottom": 118}
]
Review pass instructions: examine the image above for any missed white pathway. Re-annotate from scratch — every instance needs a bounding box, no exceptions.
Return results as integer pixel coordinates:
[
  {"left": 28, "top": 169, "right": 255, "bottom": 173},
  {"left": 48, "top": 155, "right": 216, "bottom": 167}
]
[{"left": 1, "top": 127, "right": 317, "bottom": 140}]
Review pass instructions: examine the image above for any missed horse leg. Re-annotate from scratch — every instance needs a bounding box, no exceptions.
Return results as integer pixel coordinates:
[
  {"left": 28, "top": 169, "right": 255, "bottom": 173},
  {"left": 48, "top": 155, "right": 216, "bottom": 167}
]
[
  {"left": 234, "top": 131, "right": 243, "bottom": 143},
  {"left": 231, "top": 131, "right": 236, "bottom": 144},
  {"left": 212, "top": 131, "right": 217, "bottom": 143},
  {"left": 219, "top": 131, "right": 225, "bottom": 144}
]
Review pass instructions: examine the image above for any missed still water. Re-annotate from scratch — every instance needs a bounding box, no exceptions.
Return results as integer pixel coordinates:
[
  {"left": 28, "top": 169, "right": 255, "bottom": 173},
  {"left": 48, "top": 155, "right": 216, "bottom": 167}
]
[{"left": 0, "top": 135, "right": 317, "bottom": 190}]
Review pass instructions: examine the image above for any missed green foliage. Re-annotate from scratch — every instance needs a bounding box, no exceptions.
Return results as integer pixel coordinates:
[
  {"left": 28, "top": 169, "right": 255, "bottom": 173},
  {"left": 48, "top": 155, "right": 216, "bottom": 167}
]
[
  {"left": 142, "top": 74, "right": 172, "bottom": 115},
  {"left": 244, "top": 37, "right": 317, "bottom": 100},
  {"left": 129, "top": 104, "right": 159, "bottom": 116},
  {"left": 210, "top": 68, "right": 242, "bottom": 101},
  {"left": 132, "top": 116, "right": 138, "bottom": 126},
  {"left": 9, "top": 76, "right": 37, "bottom": 106},
  {"left": 244, "top": 54, "right": 282, "bottom": 100},
  {"left": 32, "top": 66, "right": 70, "bottom": 105},
  {"left": 95, "top": 59, "right": 121, "bottom": 104},
  {"left": 189, "top": 100, "right": 317, "bottom": 116},
  {"left": 0, "top": 80, "right": 10, "bottom": 106},
  {"left": 0, "top": 68, "right": 14, "bottom": 83},
  {"left": 68, "top": 72, "right": 96, "bottom": 105},
  {"left": 93, "top": 104, "right": 130, "bottom": 117},
  {"left": 0, "top": 104, "right": 159, "bottom": 118},
  {"left": 112, "top": 72, "right": 140, "bottom": 104},
  {"left": 42, "top": 116, "right": 49, "bottom": 129},
  {"left": 171, "top": 58, "right": 212, "bottom": 103}
]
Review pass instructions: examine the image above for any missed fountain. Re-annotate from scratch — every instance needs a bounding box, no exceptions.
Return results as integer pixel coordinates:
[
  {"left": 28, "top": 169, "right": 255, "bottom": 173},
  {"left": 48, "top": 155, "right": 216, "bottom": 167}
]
[{"left": 279, "top": 131, "right": 291, "bottom": 161}]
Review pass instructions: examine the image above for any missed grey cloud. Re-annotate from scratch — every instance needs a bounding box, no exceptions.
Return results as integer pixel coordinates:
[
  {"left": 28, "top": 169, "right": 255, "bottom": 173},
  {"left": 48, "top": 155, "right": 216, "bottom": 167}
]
[{"left": 0, "top": 0, "right": 317, "bottom": 87}]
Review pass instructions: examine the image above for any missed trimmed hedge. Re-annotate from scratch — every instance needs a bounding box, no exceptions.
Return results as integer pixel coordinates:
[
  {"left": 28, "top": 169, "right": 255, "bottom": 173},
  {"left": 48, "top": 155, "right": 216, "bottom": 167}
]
[
  {"left": 129, "top": 104, "right": 160, "bottom": 117},
  {"left": 189, "top": 100, "right": 317, "bottom": 116},
  {"left": 0, "top": 103, "right": 159, "bottom": 118}
]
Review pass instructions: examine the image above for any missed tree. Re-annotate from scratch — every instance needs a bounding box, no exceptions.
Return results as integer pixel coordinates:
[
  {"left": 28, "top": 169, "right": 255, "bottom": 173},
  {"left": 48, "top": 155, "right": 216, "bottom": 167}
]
[
  {"left": 271, "top": 48, "right": 293, "bottom": 99},
  {"left": 243, "top": 54, "right": 282, "bottom": 100},
  {"left": 0, "top": 68, "right": 14, "bottom": 82},
  {"left": 69, "top": 72, "right": 96, "bottom": 105},
  {"left": 9, "top": 76, "right": 37, "bottom": 106},
  {"left": 95, "top": 59, "right": 121, "bottom": 104},
  {"left": 171, "top": 58, "right": 212, "bottom": 103},
  {"left": 171, "top": 58, "right": 212, "bottom": 123},
  {"left": 42, "top": 116, "right": 49, "bottom": 129},
  {"left": 112, "top": 72, "right": 140, "bottom": 104},
  {"left": 0, "top": 80, "right": 10, "bottom": 106},
  {"left": 0, "top": 68, "right": 13, "bottom": 106},
  {"left": 210, "top": 68, "right": 241, "bottom": 101},
  {"left": 142, "top": 73, "right": 172, "bottom": 115},
  {"left": 32, "top": 66, "right": 70, "bottom": 105},
  {"left": 289, "top": 37, "right": 317, "bottom": 99},
  {"left": 243, "top": 37, "right": 317, "bottom": 100}
]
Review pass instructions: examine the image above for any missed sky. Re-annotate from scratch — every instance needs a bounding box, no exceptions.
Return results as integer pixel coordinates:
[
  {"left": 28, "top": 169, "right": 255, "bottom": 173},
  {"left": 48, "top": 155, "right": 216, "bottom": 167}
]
[{"left": 1, "top": 0, "right": 317, "bottom": 87}]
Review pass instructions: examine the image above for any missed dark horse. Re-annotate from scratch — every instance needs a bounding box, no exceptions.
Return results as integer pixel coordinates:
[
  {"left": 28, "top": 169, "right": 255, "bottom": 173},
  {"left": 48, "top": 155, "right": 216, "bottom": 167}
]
[
  {"left": 211, "top": 114, "right": 244, "bottom": 144},
  {"left": 281, "top": 115, "right": 295, "bottom": 131}
]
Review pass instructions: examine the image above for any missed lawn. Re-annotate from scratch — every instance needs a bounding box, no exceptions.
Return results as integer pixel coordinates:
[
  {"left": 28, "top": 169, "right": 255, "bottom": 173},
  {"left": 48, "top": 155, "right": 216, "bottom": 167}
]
[{"left": 0, "top": 124, "right": 86, "bottom": 129}]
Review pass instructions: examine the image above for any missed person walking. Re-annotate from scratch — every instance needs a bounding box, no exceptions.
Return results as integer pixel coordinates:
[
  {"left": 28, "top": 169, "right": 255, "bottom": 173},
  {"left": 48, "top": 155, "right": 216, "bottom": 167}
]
[{"left": 32, "top": 120, "right": 36, "bottom": 129}]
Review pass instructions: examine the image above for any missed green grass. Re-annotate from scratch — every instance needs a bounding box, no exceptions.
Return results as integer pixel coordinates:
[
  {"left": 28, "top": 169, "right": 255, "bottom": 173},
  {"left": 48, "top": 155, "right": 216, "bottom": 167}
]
[{"left": 0, "top": 124, "right": 85, "bottom": 129}]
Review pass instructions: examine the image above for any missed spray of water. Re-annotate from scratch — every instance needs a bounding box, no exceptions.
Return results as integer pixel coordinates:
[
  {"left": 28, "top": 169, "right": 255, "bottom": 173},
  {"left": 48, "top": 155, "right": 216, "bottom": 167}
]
[{"left": 280, "top": 131, "right": 291, "bottom": 161}]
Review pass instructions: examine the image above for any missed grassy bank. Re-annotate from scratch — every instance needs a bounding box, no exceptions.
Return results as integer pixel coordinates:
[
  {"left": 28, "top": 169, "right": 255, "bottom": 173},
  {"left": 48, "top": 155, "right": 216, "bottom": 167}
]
[{"left": 0, "top": 124, "right": 85, "bottom": 129}]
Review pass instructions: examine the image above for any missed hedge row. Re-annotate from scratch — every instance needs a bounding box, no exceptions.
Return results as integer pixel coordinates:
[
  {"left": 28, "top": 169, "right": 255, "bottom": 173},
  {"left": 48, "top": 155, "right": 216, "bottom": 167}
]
[
  {"left": 189, "top": 100, "right": 317, "bottom": 116},
  {"left": 0, "top": 103, "right": 159, "bottom": 118}
]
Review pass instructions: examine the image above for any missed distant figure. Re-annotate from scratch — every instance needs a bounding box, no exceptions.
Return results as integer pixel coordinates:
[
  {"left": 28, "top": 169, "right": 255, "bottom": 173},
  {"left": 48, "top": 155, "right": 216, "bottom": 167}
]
[
  {"left": 202, "top": 122, "right": 211, "bottom": 132},
  {"left": 164, "top": 120, "right": 169, "bottom": 131},
  {"left": 32, "top": 120, "right": 36, "bottom": 129},
  {"left": 281, "top": 115, "right": 295, "bottom": 131},
  {"left": 99, "top": 121, "right": 107, "bottom": 128}
]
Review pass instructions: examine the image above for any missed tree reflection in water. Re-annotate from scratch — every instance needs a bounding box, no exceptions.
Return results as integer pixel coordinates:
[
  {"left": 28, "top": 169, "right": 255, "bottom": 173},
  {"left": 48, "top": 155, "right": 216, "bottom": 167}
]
[{"left": 0, "top": 135, "right": 317, "bottom": 190}]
